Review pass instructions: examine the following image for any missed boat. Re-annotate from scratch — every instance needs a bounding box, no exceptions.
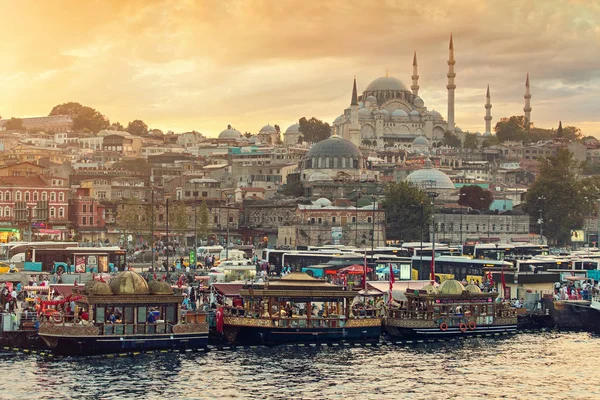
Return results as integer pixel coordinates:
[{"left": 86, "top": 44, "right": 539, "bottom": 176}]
[
  {"left": 38, "top": 271, "right": 209, "bottom": 355},
  {"left": 384, "top": 279, "right": 518, "bottom": 339},
  {"left": 219, "top": 272, "right": 381, "bottom": 345}
]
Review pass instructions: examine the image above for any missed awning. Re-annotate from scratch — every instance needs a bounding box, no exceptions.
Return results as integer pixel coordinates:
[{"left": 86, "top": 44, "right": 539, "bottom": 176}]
[
  {"left": 50, "top": 284, "right": 76, "bottom": 297},
  {"left": 38, "top": 229, "right": 62, "bottom": 235},
  {"left": 212, "top": 283, "right": 245, "bottom": 297}
]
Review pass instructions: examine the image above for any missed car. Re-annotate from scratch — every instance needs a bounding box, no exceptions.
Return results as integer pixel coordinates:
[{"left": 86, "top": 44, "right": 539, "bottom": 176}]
[
  {"left": 0, "top": 262, "right": 19, "bottom": 274},
  {"left": 129, "top": 250, "right": 158, "bottom": 263}
]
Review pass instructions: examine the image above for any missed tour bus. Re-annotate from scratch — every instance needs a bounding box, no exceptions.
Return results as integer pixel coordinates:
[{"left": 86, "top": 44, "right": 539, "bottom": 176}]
[
  {"left": 411, "top": 255, "right": 513, "bottom": 284},
  {"left": 472, "top": 244, "right": 516, "bottom": 260},
  {"left": 7, "top": 241, "right": 75, "bottom": 262},
  {"left": 25, "top": 246, "right": 126, "bottom": 273},
  {"left": 513, "top": 244, "right": 549, "bottom": 258}
]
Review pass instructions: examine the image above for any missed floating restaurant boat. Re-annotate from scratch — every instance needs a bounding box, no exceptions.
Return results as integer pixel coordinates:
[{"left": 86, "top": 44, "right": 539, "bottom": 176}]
[
  {"left": 219, "top": 272, "right": 381, "bottom": 345},
  {"left": 38, "top": 271, "right": 208, "bottom": 355},
  {"left": 384, "top": 279, "right": 518, "bottom": 339}
]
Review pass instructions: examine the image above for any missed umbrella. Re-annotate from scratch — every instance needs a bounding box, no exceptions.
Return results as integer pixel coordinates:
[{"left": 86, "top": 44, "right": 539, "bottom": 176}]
[
  {"left": 357, "top": 289, "right": 384, "bottom": 297},
  {"left": 339, "top": 264, "right": 373, "bottom": 275}
]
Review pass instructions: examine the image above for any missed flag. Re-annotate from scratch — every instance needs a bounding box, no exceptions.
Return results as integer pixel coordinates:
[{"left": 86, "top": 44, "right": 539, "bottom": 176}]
[
  {"left": 216, "top": 306, "right": 224, "bottom": 333},
  {"left": 501, "top": 266, "right": 506, "bottom": 293},
  {"left": 430, "top": 248, "right": 435, "bottom": 284},
  {"left": 389, "top": 263, "right": 395, "bottom": 303}
]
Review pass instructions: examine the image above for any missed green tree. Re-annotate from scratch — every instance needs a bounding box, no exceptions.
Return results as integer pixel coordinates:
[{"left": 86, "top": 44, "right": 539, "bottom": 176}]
[
  {"left": 443, "top": 131, "right": 461, "bottom": 148},
  {"left": 49, "top": 102, "right": 110, "bottom": 133},
  {"left": 297, "top": 135, "right": 304, "bottom": 144},
  {"left": 562, "top": 125, "right": 582, "bottom": 141},
  {"left": 149, "top": 128, "right": 163, "bottom": 136},
  {"left": 298, "top": 117, "right": 331, "bottom": 143},
  {"left": 196, "top": 200, "right": 211, "bottom": 242},
  {"left": 481, "top": 135, "right": 501, "bottom": 148},
  {"left": 494, "top": 115, "right": 528, "bottom": 142},
  {"left": 283, "top": 181, "right": 304, "bottom": 197},
  {"left": 5, "top": 117, "right": 24, "bottom": 131},
  {"left": 458, "top": 185, "right": 494, "bottom": 210},
  {"left": 109, "top": 122, "right": 125, "bottom": 131},
  {"left": 127, "top": 119, "right": 148, "bottom": 136},
  {"left": 523, "top": 148, "right": 586, "bottom": 244},
  {"left": 463, "top": 133, "right": 479, "bottom": 150},
  {"left": 169, "top": 200, "right": 188, "bottom": 244},
  {"left": 529, "top": 126, "right": 554, "bottom": 142},
  {"left": 382, "top": 182, "right": 434, "bottom": 241},
  {"left": 117, "top": 200, "right": 147, "bottom": 248}
]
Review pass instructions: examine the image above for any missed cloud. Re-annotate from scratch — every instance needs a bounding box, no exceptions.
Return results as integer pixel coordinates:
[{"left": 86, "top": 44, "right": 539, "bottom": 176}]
[{"left": 0, "top": 0, "right": 599, "bottom": 136}]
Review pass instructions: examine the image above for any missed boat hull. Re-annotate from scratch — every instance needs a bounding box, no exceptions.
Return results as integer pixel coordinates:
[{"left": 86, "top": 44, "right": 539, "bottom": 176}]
[
  {"left": 39, "top": 332, "right": 209, "bottom": 356},
  {"left": 223, "top": 325, "right": 381, "bottom": 345},
  {"left": 384, "top": 318, "right": 517, "bottom": 340}
]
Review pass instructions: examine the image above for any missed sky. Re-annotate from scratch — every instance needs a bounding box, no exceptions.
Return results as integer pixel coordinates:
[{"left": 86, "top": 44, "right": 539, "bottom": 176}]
[{"left": 1, "top": 0, "right": 600, "bottom": 137}]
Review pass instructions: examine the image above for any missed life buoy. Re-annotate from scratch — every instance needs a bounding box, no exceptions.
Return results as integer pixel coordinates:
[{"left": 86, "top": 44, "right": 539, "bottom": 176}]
[
  {"left": 459, "top": 323, "right": 467, "bottom": 333},
  {"left": 468, "top": 321, "right": 476, "bottom": 331},
  {"left": 439, "top": 322, "right": 448, "bottom": 331},
  {"left": 51, "top": 312, "right": 63, "bottom": 323}
]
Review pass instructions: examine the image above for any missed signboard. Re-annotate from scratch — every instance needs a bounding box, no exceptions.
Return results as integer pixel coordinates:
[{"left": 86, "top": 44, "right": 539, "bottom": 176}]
[
  {"left": 331, "top": 227, "right": 343, "bottom": 245},
  {"left": 75, "top": 256, "right": 86, "bottom": 273},
  {"left": 189, "top": 250, "right": 196, "bottom": 267},
  {"left": 570, "top": 230, "right": 585, "bottom": 243},
  {"left": 87, "top": 255, "right": 97, "bottom": 266},
  {"left": 98, "top": 256, "right": 108, "bottom": 273}
]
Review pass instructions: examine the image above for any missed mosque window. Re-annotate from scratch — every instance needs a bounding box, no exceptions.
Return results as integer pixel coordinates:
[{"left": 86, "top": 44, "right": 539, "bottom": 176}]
[
  {"left": 342, "top": 158, "right": 347, "bottom": 168},
  {"left": 353, "top": 159, "right": 358, "bottom": 169},
  {"left": 333, "top": 158, "right": 338, "bottom": 168},
  {"left": 325, "top": 157, "right": 330, "bottom": 168},
  {"left": 318, "top": 158, "right": 323, "bottom": 168}
]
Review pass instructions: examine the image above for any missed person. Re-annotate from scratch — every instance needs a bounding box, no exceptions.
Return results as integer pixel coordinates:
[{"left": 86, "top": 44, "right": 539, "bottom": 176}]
[
  {"left": 80, "top": 308, "right": 89, "bottom": 321},
  {"left": 108, "top": 312, "right": 116, "bottom": 324},
  {"left": 147, "top": 309, "right": 156, "bottom": 323}
]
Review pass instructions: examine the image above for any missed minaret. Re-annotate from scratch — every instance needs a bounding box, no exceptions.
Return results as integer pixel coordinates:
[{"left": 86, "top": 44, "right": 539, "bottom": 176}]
[
  {"left": 484, "top": 84, "right": 492, "bottom": 133},
  {"left": 348, "top": 77, "right": 360, "bottom": 145},
  {"left": 446, "top": 34, "right": 456, "bottom": 133},
  {"left": 411, "top": 51, "right": 419, "bottom": 96},
  {"left": 523, "top": 73, "right": 532, "bottom": 128}
]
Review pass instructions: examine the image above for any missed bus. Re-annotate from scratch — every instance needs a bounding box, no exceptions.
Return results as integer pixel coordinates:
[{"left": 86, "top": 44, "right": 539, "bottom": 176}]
[
  {"left": 473, "top": 244, "right": 516, "bottom": 260},
  {"left": 411, "top": 255, "right": 513, "bottom": 284},
  {"left": 25, "top": 246, "right": 126, "bottom": 273},
  {"left": 282, "top": 251, "right": 364, "bottom": 271},
  {"left": 375, "top": 256, "right": 413, "bottom": 281},
  {"left": 513, "top": 244, "right": 549, "bottom": 258},
  {"left": 7, "top": 241, "right": 75, "bottom": 262}
]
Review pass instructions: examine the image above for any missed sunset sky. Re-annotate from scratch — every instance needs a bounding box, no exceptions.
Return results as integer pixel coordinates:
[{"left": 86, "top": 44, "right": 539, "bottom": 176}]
[{"left": 1, "top": 0, "right": 599, "bottom": 137}]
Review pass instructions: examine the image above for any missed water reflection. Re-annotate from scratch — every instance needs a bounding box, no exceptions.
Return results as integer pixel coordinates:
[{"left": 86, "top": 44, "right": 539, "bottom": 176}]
[{"left": 0, "top": 333, "right": 598, "bottom": 399}]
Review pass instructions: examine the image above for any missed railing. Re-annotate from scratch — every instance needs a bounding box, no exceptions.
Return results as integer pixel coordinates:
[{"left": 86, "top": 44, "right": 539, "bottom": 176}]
[
  {"left": 389, "top": 308, "right": 517, "bottom": 320},
  {"left": 96, "top": 322, "right": 174, "bottom": 335},
  {"left": 0, "top": 312, "right": 38, "bottom": 333}
]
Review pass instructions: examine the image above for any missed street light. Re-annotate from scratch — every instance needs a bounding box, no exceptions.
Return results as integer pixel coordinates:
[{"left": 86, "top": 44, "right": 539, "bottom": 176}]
[
  {"left": 225, "top": 192, "right": 234, "bottom": 260},
  {"left": 537, "top": 196, "right": 546, "bottom": 244},
  {"left": 458, "top": 192, "right": 467, "bottom": 245},
  {"left": 427, "top": 191, "right": 439, "bottom": 283}
]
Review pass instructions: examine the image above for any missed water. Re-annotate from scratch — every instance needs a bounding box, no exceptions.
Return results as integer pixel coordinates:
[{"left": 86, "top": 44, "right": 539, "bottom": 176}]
[{"left": 0, "top": 332, "right": 597, "bottom": 400}]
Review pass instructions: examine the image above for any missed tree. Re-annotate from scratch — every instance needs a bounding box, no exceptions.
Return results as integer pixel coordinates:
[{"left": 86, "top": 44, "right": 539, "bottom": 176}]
[
  {"left": 361, "top": 139, "right": 372, "bottom": 146},
  {"left": 297, "top": 135, "right": 304, "bottom": 144},
  {"left": 4, "top": 117, "right": 24, "bottom": 131},
  {"left": 50, "top": 102, "right": 110, "bottom": 133},
  {"left": 442, "top": 131, "right": 461, "bottom": 148},
  {"left": 283, "top": 181, "right": 304, "bottom": 197},
  {"left": 463, "top": 133, "right": 479, "bottom": 150},
  {"left": 127, "top": 119, "right": 148, "bottom": 136},
  {"left": 523, "top": 148, "right": 586, "bottom": 244},
  {"left": 458, "top": 185, "right": 493, "bottom": 211},
  {"left": 149, "top": 128, "right": 163, "bottom": 136},
  {"left": 562, "top": 125, "right": 582, "bottom": 141},
  {"left": 196, "top": 200, "right": 211, "bottom": 243},
  {"left": 481, "top": 135, "right": 501, "bottom": 148},
  {"left": 244, "top": 131, "right": 253, "bottom": 139},
  {"left": 529, "top": 126, "right": 553, "bottom": 142},
  {"left": 382, "top": 182, "right": 434, "bottom": 241},
  {"left": 117, "top": 200, "right": 147, "bottom": 248},
  {"left": 494, "top": 115, "right": 528, "bottom": 143},
  {"left": 274, "top": 124, "right": 281, "bottom": 133},
  {"left": 298, "top": 117, "right": 331, "bottom": 143},
  {"left": 169, "top": 200, "right": 188, "bottom": 244},
  {"left": 109, "top": 122, "right": 125, "bottom": 131}
]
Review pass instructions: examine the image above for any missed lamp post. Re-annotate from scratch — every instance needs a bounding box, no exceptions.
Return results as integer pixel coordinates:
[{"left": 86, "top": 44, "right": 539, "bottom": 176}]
[
  {"left": 458, "top": 193, "right": 467, "bottom": 245},
  {"left": 166, "top": 197, "right": 170, "bottom": 271},
  {"left": 537, "top": 195, "right": 546, "bottom": 244},
  {"left": 150, "top": 187, "right": 155, "bottom": 271},
  {"left": 427, "top": 191, "right": 439, "bottom": 282},
  {"left": 194, "top": 196, "right": 198, "bottom": 253},
  {"left": 370, "top": 194, "right": 376, "bottom": 264},
  {"left": 225, "top": 193, "right": 233, "bottom": 260}
]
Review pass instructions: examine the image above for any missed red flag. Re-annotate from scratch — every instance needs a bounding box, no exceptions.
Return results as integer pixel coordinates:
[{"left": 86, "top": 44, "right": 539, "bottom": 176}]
[
  {"left": 389, "top": 263, "right": 395, "bottom": 303},
  {"left": 216, "top": 306, "right": 224, "bottom": 333},
  {"left": 501, "top": 267, "right": 506, "bottom": 292}
]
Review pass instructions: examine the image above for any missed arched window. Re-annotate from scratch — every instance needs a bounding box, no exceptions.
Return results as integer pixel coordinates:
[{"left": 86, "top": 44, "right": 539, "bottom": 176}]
[
  {"left": 58, "top": 207, "right": 64, "bottom": 218},
  {"left": 0, "top": 208, "right": 3, "bottom": 217},
  {"left": 4, "top": 207, "right": 10, "bottom": 217},
  {"left": 24, "top": 191, "right": 30, "bottom": 201},
  {"left": 59, "top": 192, "right": 64, "bottom": 202},
  {"left": 33, "top": 192, "right": 38, "bottom": 201},
  {"left": 15, "top": 191, "right": 21, "bottom": 201},
  {"left": 50, "top": 207, "right": 55, "bottom": 218},
  {"left": 333, "top": 158, "right": 338, "bottom": 168},
  {"left": 325, "top": 157, "right": 330, "bottom": 168},
  {"left": 50, "top": 192, "right": 56, "bottom": 202},
  {"left": 317, "top": 157, "right": 323, "bottom": 168},
  {"left": 42, "top": 192, "right": 47, "bottom": 201},
  {"left": 341, "top": 158, "right": 347, "bottom": 168},
  {"left": 5, "top": 192, "right": 10, "bottom": 201}
]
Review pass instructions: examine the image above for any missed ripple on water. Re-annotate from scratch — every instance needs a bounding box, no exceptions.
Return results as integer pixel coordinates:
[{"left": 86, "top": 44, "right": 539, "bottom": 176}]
[{"left": 0, "top": 332, "right": 598, "bottom": 400}]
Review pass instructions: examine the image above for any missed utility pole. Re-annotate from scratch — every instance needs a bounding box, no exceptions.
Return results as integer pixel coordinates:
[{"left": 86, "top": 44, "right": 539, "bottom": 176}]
[
  {"left": 194, "top": 196, "right": 198, "bottom": 253},
  {"left": 166, "top": 198, "right": 169, "bottom": 270},
  {"left": 151, "top": 188, "right": 155, "bottom": 271}
]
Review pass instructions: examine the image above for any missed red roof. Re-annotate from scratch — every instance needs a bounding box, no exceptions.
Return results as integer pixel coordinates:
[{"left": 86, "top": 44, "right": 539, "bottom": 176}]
[
  {"left": 240, "top": 187, "right": 265, "bottom": 192},
  {"left": 0, "top": 176, "right": 47, "bottom": 187},
  {"left": 212, "top": 283, "right": 245, "bottom": 297}
]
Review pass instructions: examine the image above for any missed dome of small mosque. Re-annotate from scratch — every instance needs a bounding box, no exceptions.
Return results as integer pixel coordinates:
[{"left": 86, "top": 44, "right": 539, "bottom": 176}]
[
  {"left": 464, "top": 284, "right": 482, "bottom": 294},
  {"left": 409, "top": 110, "right": 420, "bottom": 117},
  {"left": 307, "top": 135, "right": 363, "bottom": 159},
  {"left": 429, "top": 109, "right": 442, "bottom": 119},
  {"left": 365, "top": 95, "right": 377, "bottom": 103},
  {"left": 109, "top": 271, "right": 150, "bottom": 295},
  {"left": 358, "top": 108, "right": 372, "bottom": 117},
  {"left": 438, "top": 279, "right": 465, "bottom": 295},
  {"left": 218, "top": 126, "right": 242, "bottom": 140},
  {"left": 94, "top": 282, "right": 114, "bottom": 295},
  {"left": 285, "top": 123, "right": 300, "bottom": 133},
  {"left": 314, "top": 197, "right": 332, "bottom": 207},
  {"left": 406, "top": 158, "right": 455, "bottom": 190},
  {"left": 149, "top": 280, "right": 174, "bottom": 295},
  {"left": 259, "top": 124, "right": 276, "bottom": 133}
]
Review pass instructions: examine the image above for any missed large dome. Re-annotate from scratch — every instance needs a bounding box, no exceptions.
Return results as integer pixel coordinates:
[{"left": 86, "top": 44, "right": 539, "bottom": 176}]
[
  {"left": 259, "top": 124, "right": 276, "bottom": 133},
  {"left": 306, "top": 135, "right": 363, "bottom": 159},
  {"left": 285, "top": 123, "right": 300, "bottom": 134},
  {"left": 109, "top": 271, "right": 150, "bottom": 295},
  {"left": 406, "top": 159, "right": 455, "bottom": 190},
  {"left": 413, "top": 136, "right": 430, "bottom": 146},
  {"left": 219, "top": 126, "right": 242, "bottom": 140},
  {"left": 365, "top": 76, "right": 407, "bottom": 92}
]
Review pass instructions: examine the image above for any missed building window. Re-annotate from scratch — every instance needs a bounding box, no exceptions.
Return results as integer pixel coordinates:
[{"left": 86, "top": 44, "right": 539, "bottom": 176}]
[
  {"left": 332, "top": 217, "right": 336, "bottom": 223},
  {"left": 0, "top": 192, "right": 2, "bottom": 201},
  {"left": 50, "top": 207, "right": 55, "bottom": 218},
  {"left": 50, "top": 192, "right": 56, "bottom": 202},
  {"left": 33, "top": 192, "right": 38, "bottom": 201},
  {"left": 24, "top": 192, "right": 30, "bottom": 201},
  {"left": 367, "top": 217, "right": 372, "bottom": 223},
  {"left": 202, "top": 192, "right": 208, "bottom": 197},
  {"left": 214, "top": 216, "right": 218, "bottom": 224},
  {"left": 0, "top": 208, "right": 3, "bottom": 217},
  {"left": 59, "top": 192, "right": 64, "bottom": 202},
  {"left": 352, "top": 216, "right": 356, "bottom": 223},
  {"left": 229, "top": 216, "right": 233, "bottom": 223},
  {"left": 42, "top": 192, "right": 47, "bottom": 201},
  {"left": 59, "top": 207, "right": 64, "bottom": 218},
  {"left": 89, "top": 216, "right": 93, "bottom": 225},
  {"left": 15, "top": 191, "right": 21, "bottom": 201},
  {"left": 4, "top": 207, "right": 9, "bottom": 217},
  {"left": 98, "top": 191, "right": 106, "bottom": 199},
  {"left": 82, "top": 216, "right": 87, "bottom": 225},
  {"left": 83, "top": 204, "right": 87, "bottom": 213}
]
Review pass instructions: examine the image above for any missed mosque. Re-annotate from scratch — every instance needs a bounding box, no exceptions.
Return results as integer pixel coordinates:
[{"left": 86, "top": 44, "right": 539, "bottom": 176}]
[{"left": 332, "top": 35, "right": 458, "bottom": 148}]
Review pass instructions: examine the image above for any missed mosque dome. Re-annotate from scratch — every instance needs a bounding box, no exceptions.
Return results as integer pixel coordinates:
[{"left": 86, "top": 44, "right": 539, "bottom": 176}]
[
  {"left": 483, "top": 131, "right": 492, "bottom": 137},
  {"left": 475, "top": 132, "right": 482, "bottom": 137},
  {"left": 333, "top": 115, "right": 344, "bottom": 124},
  {"left": 377, "top": 109, "right": 389, "bottom": 117},
  {"left": 409, "top": 110, "right": 420, "bottom": 117},
  {"left": 259, "top": 124, "right": 276, "bottom": 133},
  {"left": 455, "top": 126, "right": 463, "bottom": 133},
  {"left": 365, "top": 76, "right": 407, "bottom": 91},
  {"left": 149, "top": 280, "right": 174, "bottom": 295},
  {"left": 356, "top": 198, "right": 373, "bottom": 207},
  {"left": 365, "top": 95, "right": 377, "bottom": 103},
  {"left": 429, "top": 109, "right": 442, "bottom": 119},
  {"left": 412, "top": 136, "right": 430, "bottom": 146},
  {"left": 109, "top": 271, "right": 150, "bottom": 295},
  {"left": 285, "top": 123, "right": 300, "bottom": 134},
  {"left": 358, "top": 101, "right": 365, "bottom": 108},
  {"left": 218, "top": 126, "right": 242, "bottom": 140},
  {"left": 358, "top": 108, "right": 372, "bottom": 118},
  {"left": 307, "top": 135, "right": 363, "bottom": 160},
  {"left": 413, "top": 96, "right": 424, "bottom": 107},
  {"left": 314, "top": 197, "right": 332, "bottom": 207},
  {"left": 465, "top": 284, "right": 482, "bottom": 294},
  {"left": 406, "top": 159, "right": 455, "bottom": 190},
  {"left": 438, "top": 279, "right": 465, "bottom": 295},
  {"left": 391, "top": 109, "right": 408, "bottom": 118}
]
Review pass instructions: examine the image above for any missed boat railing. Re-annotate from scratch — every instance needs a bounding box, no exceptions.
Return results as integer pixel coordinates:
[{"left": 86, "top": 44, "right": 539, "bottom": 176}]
[
  {"left": 95, "top": 322, "right": 176, "bottom": 335},
  {"left": 271, "top": 317, "right": 349, "bottom": 329},
  {"left": 388, "top": 308, "right": 518, "bottom": 320},
  {"left": 0, "top": 311, "right": 39, "bottom": 332}
]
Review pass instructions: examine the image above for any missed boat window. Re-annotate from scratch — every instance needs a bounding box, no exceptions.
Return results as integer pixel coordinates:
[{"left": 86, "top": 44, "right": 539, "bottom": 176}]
[
  {"left": 166, "top": 305, "right": 176, "bottom": 323},
  {"left": 124, "top": 307, "right": 134, "bottom": 324},
  {"left": 138, "top": 306, "right": 147, "bottom": 323},
  {"left": 96, "top": 306, "right": 105, "bottom": 322}
]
